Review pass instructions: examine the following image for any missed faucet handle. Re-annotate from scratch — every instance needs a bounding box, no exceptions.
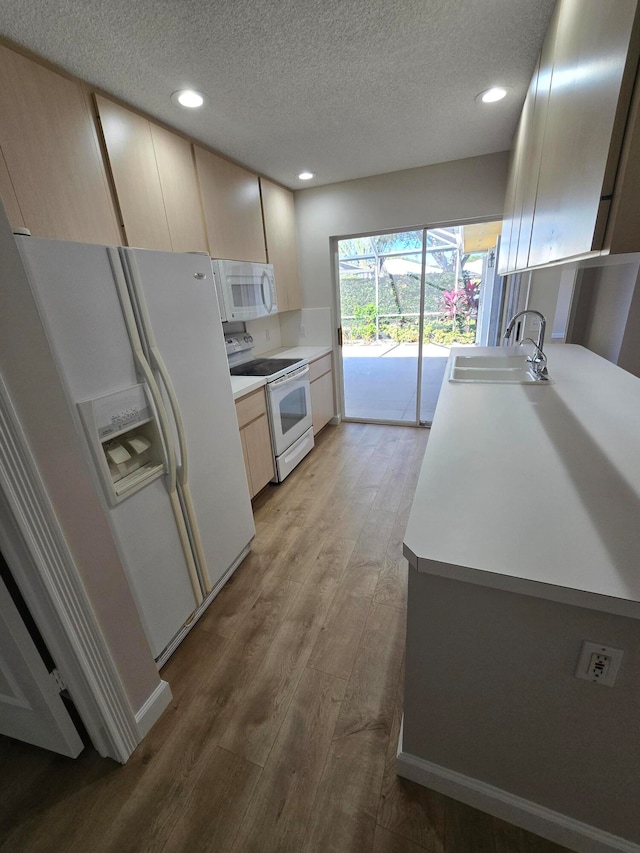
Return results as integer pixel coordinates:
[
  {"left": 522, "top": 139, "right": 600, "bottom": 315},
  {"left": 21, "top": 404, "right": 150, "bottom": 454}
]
[{"left": 520, "top": 338, "right": 548, "bottom": 379}]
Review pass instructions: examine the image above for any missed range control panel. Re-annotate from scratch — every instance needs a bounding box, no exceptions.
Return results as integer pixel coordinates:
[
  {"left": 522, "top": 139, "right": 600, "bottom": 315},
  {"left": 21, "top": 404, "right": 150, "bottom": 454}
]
[{"left": 225, "top": 334, "right": 254, "bottom": 356}]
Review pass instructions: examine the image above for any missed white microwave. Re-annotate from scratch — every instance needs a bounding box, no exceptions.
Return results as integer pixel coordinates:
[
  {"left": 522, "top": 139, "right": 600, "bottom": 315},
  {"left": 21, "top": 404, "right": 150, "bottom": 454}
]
[{"left": 211, "top": 259, "right": 278, "bottom": 322}]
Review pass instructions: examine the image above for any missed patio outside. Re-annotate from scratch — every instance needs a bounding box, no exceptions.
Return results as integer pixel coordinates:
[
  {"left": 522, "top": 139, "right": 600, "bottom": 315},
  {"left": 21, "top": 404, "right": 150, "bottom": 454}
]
[
  {"left": 338, "top": 225, "right": 496, "bottom": 424},
  {"left": 342, "top": 341, "right": 450, "bottom": 423}
]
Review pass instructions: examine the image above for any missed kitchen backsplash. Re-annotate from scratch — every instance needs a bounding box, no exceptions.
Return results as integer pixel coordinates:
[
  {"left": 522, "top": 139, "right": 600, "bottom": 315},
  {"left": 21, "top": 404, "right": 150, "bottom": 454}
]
[
  {"left": 245, "top": 314, "right": 282, "bottom": 355},
  {"left": 246, "top": 307, "right": 332, "bottom": 354},
  {"left": 280, "top": 307, "right": 333, "bottom": 347}
]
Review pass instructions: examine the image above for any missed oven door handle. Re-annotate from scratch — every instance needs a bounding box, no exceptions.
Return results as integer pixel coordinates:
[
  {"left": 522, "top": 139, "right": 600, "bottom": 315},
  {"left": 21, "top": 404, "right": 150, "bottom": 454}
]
[{"left": 269, "top": 364, "right": 310, "bottom": 387}]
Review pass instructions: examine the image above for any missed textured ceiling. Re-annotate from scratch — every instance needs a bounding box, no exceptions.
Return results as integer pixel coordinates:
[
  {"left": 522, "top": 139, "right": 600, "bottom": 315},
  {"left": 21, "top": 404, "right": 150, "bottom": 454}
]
[{"left": 0, "top": 0, "right": 556, "bottom": 189}]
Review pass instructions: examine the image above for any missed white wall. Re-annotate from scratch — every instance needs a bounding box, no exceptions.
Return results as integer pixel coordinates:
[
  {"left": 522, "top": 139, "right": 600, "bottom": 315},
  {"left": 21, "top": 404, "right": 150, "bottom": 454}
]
[
  {"left": 518, "top": 264, "right": 578, "bottom": 345},
  {"left": 404, "top": 571, "right": 640, "bottom": 844},
  {"left": 583, "top": 263, "right": 639, "bottom": 363},
  {"left": 570, "top": 261, "right": 640, "bottom": 368},
  {"left": 294, "top": 151, "right": 511, "bottom": 317}
]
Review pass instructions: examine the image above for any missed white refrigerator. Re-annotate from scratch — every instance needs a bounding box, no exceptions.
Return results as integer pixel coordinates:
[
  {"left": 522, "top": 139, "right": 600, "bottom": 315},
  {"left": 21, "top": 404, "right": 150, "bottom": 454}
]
[{"left": 14, "top": 236, "right": 255, "bottom": 662}]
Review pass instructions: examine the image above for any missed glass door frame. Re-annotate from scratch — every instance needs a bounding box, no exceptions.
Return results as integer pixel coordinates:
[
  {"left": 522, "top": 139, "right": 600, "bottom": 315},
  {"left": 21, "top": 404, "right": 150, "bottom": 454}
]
[{"left": 331, "top": 216, "right": 502, "bottom": 428}]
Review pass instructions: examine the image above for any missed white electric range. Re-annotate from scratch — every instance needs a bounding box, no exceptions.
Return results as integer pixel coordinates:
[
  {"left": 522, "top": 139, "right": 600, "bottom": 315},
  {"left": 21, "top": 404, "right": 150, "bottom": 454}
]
[{"left": 226, "top": 335, "right": 315, "bottom": 482}]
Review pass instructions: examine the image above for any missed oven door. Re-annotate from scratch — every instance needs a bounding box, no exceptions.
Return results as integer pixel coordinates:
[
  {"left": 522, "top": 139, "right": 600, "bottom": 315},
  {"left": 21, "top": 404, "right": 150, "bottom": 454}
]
[{"left": 267, "top": 365, "right": 313, "bottom": 456}]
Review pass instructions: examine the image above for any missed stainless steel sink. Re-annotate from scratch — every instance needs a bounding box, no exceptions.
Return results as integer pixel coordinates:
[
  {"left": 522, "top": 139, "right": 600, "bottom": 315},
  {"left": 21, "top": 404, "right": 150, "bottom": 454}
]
[{"left": 448, "top": 354, "right": 552, "bottom": 384}]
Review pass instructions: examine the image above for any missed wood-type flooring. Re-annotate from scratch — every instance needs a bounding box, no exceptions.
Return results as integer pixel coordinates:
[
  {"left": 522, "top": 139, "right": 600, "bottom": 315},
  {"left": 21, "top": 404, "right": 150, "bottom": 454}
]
[{"left": 0, "top": 423, "right": 570, "bottom": 852}]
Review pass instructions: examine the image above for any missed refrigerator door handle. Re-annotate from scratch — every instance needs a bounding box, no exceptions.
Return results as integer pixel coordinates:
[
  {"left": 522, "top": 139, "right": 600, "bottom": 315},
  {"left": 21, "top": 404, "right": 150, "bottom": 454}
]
[
  {"left": 120, "top": 249, "right": 213, "bottom": 594},
  {"left": 107, "top": 249, "right": 176, "bottom": 489},
  {"left": 148, "top": 346, "right": 189, "bottom": 486},
  {"left": 108, "top": 248, "right": 204, "bottom": 605},
  {"left": 148, "top": 345, "right": 213, "bottom": 593}
]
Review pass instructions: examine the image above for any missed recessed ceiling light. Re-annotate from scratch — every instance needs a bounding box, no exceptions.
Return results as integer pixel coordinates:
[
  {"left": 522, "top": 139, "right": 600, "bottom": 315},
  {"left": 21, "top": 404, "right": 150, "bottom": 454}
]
[
  {"left": 477, "top": 87, "right": 507, "bottom": 104},
  {"left": 171, "top": 89, "right": 205, "bottom": 108},
  {"left": 298, "top": 171, "right": 315, "bottom": 181}
]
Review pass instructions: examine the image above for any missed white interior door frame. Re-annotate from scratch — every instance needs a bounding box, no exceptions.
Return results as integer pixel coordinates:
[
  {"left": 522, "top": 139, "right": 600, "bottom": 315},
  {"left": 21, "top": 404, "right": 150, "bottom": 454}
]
[
  {"left": 0, "top": 565, "right": 84, "bottom": 756},
  {"left": 330, "top": 237, "right": 346, "bottom": 423},
  {"left": 0, "top": 375, "right": 139, "bottom": 763}
]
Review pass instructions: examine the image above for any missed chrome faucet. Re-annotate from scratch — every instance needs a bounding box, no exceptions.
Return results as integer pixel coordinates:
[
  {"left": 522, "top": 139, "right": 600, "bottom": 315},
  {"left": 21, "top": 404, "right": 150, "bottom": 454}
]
[
  {"left": 504, "top": 310, "right": 546, "bottom": 352},
  {"left": 520, "top": 337, "right": 549, "bottom": 380},
  {"left": 504, "top": 310, "right": 549, "bottom": 380}
]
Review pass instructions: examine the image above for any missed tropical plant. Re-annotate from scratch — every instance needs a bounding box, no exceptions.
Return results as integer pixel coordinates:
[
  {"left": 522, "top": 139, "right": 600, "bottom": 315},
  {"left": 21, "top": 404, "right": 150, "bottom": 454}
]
[
  {"left": 348, "top": 302, "right": 379, "bottom": 341},
  {"left": 440, "top": 289, "right": 461, "bottom": 330}
]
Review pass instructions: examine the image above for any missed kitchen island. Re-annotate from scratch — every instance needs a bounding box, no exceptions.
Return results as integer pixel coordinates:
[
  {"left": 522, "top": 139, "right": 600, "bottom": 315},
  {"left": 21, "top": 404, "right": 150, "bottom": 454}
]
[{"left": 400, "top": 345, "right": 640, "bottom": 852}]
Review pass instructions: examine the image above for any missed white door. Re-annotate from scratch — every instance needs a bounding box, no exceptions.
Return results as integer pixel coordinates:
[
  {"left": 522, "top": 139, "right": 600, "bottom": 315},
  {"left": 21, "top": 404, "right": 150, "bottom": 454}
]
[
  {"left": 16, "top": 237, "right": 200, "bottom": 659},
  {"left": 0, "top": 571, "right": 83, "bottom": 757},
  {"left": 123, "top": 248, "right": 255, "bottom": 592}
]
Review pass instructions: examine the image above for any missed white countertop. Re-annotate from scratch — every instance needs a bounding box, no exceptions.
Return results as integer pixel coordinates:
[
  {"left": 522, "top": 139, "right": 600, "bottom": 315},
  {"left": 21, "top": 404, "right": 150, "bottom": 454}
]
[
  {"left": 229, "top": 345, "right": 332, "bottom": 401},
  {"left": 230, "top": 375, "right": 266, "bottom": 400},
  {"left": 263, "top": 345, "right": 332, "bottom": 361},
  {"left": 404, "top": 344, "right": 640, "bottom": 618}
]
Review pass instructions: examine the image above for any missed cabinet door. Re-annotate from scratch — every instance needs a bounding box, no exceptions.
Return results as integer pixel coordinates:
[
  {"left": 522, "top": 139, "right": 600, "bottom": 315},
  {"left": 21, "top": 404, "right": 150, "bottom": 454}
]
[
  {"left": 498, "top": 77, "right": 535, "bottom": 275},
  {"left": 149, "top": 125, "right": 209, "bottom": 253},
  {"left": 260, "top": 178, "right": 302, "bottom": 312},
  {"left": 311, "top": 370, "right": 334, "bottom": 436},
  {"left": 95, "top": 95, "right": 172, "bottom": 251},
  {"left": 0, "top": 145, "right": 24, "bottom": 229},
  {"left": 529, "top": 0, "right": 637, "bottom": 266},
  {"left": 239, "top": 429, "right": 253, "bottom": 496},
  {"left": 194, "top": 145, "right": 267, "bottom": 262},
  {"left": 515, "top": 30, "right": 556, "bottom": 271},
  {"left": 243, "top": 415, "right": 275, "bottom": 496},
  {"left": 0, "top": 45, "right": 120, "bottom": 244}
]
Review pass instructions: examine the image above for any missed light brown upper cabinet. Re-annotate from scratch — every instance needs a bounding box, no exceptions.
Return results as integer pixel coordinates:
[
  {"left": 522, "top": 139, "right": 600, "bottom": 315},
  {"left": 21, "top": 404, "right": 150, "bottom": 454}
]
[
  {"left": 194, "top": 145, "right": 267, "bottom": 263},
  {"left": 0, "top": 146, "right": 24, "bottom": 229},
  {"left": 499, "top": 0, "right": 640, "bottom": 274},
  {"left": 0, "top": 45, "right": 120, "bottom": 244},
  {"left": 260, "top": 178, "right": 302, "bottom": 312},
  {"left": 95, "top": 96, "right": 208, "bottom": 253},
  {"left": 149, "top": 124, "right": 208, "bottom": 253}
]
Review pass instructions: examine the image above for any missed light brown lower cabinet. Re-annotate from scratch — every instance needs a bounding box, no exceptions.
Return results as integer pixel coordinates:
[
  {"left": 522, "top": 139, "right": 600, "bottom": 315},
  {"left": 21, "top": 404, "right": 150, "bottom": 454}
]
[
  {"left": 309, "top": 353, "right": 334, "bottom": 436},
  {"left": 235, "top": 388, "right": 274, "bottom": 498}
]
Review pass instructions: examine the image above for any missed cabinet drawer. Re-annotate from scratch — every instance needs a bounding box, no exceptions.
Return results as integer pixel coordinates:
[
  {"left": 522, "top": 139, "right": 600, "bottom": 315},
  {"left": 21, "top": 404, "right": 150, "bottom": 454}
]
[
  {"left": 235, "top": 387, "right": 268, "bottom": 429},
  {"left": 309, "top": 353, "right": 332, "bottom": 382}
]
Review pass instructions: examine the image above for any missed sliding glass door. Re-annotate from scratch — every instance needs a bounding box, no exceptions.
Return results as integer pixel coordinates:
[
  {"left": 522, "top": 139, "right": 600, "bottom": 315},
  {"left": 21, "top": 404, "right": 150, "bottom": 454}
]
[
  {"left": 337, "top": 221, "right": 502, "bottom": 426},
  {"left": 338, "top": 231, "right": 423, "bottom": 423}
]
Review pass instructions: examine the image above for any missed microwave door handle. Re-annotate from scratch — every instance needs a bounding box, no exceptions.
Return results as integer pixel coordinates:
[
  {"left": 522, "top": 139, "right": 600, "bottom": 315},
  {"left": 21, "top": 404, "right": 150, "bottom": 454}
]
[{"left": 261, "top": 271, "right": 274, "bottom": 313}]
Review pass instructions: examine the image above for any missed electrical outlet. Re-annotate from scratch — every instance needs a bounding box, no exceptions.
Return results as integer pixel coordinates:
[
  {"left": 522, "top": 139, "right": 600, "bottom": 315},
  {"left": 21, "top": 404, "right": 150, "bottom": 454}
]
[{"left": 575, "top": 641, "right": 624, "bottom": 686}]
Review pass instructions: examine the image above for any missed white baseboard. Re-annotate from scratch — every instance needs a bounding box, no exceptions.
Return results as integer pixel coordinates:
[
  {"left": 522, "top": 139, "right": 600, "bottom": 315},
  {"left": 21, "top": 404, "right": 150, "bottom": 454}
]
[
  {"left": 330, "top": 415, "right": 341, "bottom": 426},
  {"left": 135, "top": 679, "right": 173, "bottom": 740},
  {"left": 397, "top": 726, "right": 639, "bottom": 853}
]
